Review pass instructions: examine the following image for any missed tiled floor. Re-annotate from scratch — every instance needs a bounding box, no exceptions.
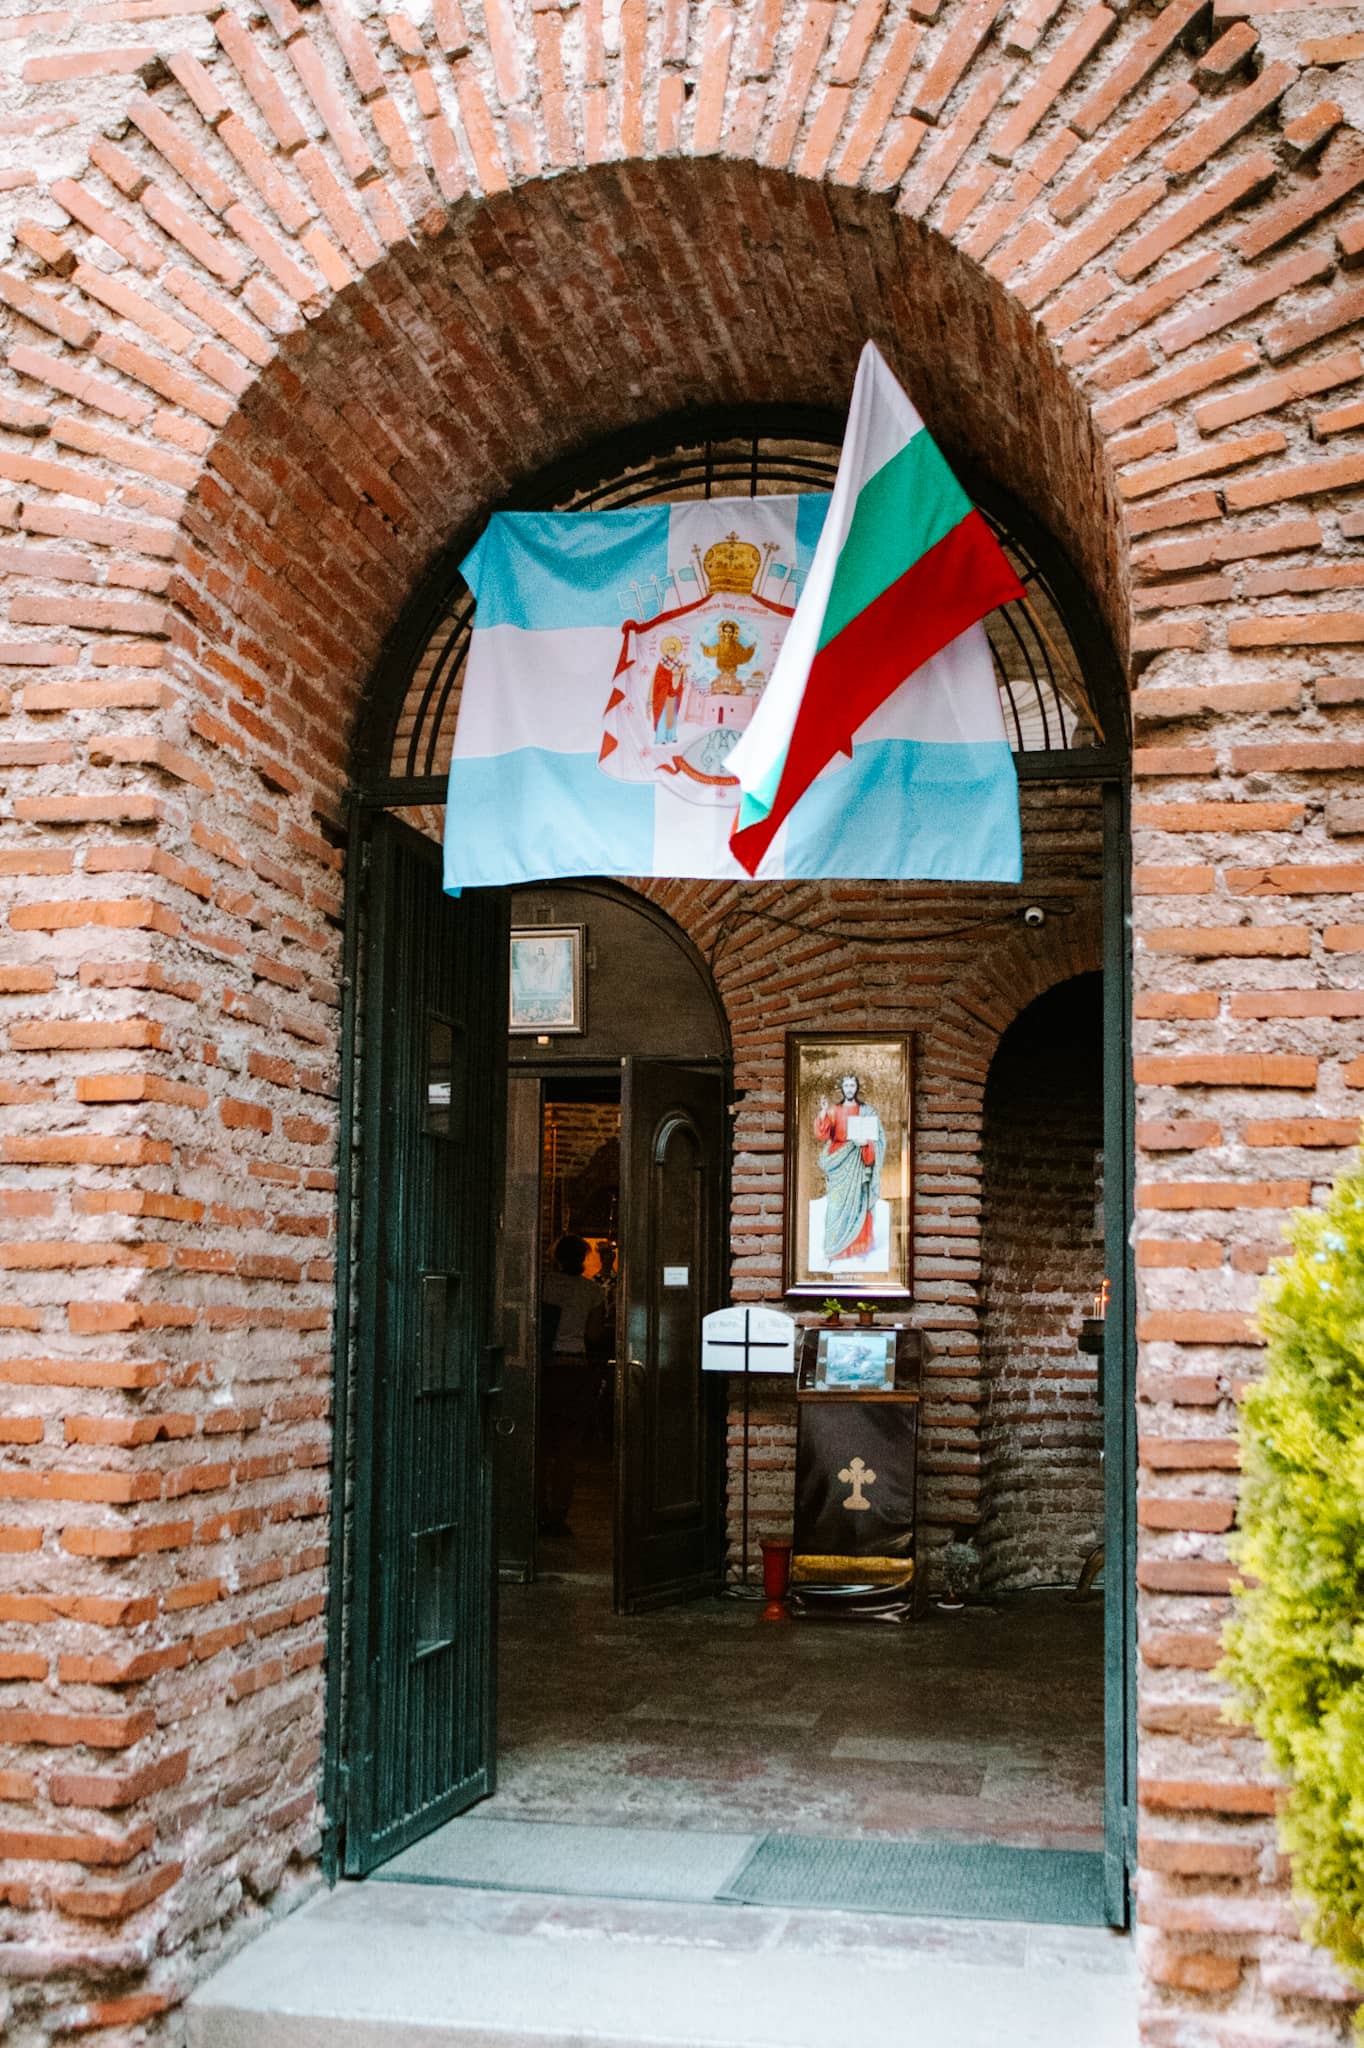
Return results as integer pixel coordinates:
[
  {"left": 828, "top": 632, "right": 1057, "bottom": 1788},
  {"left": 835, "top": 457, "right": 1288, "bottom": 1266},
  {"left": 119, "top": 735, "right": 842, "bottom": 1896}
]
[
  {"left": 490, "top": 1458, "right": 1105, "bottom": 1851},
  {"left": 190, "top": 1462, "right": 1122, "bottom": 2048}
]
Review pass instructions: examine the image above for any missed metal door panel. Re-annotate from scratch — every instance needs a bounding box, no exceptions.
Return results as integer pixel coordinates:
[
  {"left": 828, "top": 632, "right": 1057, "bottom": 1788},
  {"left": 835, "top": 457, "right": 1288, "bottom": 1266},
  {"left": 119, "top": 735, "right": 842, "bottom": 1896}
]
[
  {"left": 1102, "top": 779, "right": 1135, "bottom": 1929},
  {"left": 495, "top": 1075, "right": 541, "bottom": 1581},
  {"left": 344, "top": 814, "right": 507, "bottom": 1873}
]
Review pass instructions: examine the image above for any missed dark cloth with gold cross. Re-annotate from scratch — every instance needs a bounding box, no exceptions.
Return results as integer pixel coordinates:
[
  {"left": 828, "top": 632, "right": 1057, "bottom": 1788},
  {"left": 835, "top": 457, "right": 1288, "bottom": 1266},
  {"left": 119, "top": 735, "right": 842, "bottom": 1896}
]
[{"left": 791, "top": 1335, "right": 923, "bottom": 1620}]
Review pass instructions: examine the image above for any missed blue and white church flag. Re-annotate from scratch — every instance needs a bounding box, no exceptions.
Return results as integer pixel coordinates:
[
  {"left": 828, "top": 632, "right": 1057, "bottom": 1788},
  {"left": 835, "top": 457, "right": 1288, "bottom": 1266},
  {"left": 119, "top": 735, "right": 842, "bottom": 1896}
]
[{"left": 443, "top": 493, "right": 1022, "bottom": 891}]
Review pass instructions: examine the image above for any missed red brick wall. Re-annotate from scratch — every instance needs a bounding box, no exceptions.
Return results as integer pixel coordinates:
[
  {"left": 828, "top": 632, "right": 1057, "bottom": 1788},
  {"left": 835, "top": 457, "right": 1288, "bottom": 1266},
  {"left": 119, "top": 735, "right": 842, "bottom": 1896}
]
[
  {"left": 0, "top": 0, "right": 1361, "bottom": 2039},
  {"left": 979, "top": 972, "right": 1105, "bottom": 1591}
]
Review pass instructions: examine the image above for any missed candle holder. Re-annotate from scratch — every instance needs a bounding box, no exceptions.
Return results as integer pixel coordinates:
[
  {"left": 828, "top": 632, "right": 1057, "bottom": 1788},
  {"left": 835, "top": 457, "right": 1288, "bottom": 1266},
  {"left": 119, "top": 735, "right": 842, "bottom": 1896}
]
[
  {"left": 1080, "top": 1278, "right": 1109, "bottom": 1354},
  {"left": 760, "top": 1537, "right": 793, "bottom": 1621}
]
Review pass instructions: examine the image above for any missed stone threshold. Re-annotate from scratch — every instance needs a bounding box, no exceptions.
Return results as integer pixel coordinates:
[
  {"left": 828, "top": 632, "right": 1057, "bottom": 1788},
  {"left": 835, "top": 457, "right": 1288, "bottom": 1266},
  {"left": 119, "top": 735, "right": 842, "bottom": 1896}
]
[{"left": 188, "top": 1875, "right": 1138, "bottom": 2048}]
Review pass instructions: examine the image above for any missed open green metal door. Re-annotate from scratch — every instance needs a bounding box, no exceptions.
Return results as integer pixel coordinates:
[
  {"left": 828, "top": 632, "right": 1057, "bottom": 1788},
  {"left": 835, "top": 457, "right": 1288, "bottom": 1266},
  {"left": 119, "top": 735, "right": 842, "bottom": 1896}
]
[
  {"left": 495, "top": 1073, "right": 542, "bottom": 1583},
  {"left": 344, "top": 814, "right": 507, "bottom": 1874},
  {"left": 1102, "top": 779, "right": 1136, "bottom": 1928}
]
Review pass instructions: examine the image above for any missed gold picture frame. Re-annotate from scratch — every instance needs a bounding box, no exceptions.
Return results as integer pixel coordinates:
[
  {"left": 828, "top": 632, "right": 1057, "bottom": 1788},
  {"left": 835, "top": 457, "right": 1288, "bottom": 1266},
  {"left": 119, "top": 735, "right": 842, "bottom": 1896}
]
[{"left": 783, "top": 1031, "right": 913, "bottom": 1300}]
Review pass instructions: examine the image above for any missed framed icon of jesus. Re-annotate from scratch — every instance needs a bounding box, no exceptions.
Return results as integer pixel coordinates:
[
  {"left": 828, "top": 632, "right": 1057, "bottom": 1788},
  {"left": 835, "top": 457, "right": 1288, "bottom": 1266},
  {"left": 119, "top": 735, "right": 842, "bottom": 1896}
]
[
  {"left": 508, "top": 924, "right": 586, "bottom": 1035},
  {"left": 783, "top": 1032, "right": 913, "bottom": 1300}
]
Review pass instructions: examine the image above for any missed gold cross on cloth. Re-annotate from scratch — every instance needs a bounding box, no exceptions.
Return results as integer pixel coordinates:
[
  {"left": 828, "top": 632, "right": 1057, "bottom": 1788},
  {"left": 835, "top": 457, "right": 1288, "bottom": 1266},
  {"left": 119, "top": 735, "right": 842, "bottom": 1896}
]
[{"left": 838, "top": 1456, "right": 876, "bottom": 1512}]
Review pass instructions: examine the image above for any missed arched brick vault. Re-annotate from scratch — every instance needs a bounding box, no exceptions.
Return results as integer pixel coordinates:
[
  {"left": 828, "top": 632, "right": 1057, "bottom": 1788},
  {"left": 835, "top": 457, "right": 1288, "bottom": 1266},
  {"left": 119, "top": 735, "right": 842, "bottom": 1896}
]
[
  {"left": 193, "top": 161, "right": 1120, "bottom": 814},
  {"left": 1, "top": 0, "right": 1364, "bottom": 2041}
]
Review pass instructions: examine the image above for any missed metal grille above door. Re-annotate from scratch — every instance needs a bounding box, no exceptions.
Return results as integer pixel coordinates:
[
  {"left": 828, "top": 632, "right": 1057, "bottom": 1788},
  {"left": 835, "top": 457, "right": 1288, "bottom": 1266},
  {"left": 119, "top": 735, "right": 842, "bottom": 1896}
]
[{"left": 353, "top": 408, "right": 1129, "bottom": 807}]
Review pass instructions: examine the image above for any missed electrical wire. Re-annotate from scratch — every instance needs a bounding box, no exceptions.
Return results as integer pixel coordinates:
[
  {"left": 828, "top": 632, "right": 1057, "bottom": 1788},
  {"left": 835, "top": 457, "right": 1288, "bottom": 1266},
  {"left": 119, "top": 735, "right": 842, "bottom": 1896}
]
[{"left": 704, "top": 898, "right": 1077, "bottom": 975}]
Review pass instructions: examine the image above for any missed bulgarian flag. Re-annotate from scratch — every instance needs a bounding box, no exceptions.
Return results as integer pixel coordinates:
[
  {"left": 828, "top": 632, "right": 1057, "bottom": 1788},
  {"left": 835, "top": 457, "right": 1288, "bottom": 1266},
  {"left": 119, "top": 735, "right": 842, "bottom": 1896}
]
[{"left": 727, "top": 343, "right": 1026, "bottom": 877}]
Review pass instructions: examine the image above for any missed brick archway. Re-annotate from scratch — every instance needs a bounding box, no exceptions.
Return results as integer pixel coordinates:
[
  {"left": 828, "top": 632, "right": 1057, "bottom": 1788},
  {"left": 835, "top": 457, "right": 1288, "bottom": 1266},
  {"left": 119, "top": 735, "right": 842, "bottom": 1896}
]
[
  {"left": 2, "top": 2, "right": 1363, "bottom": 2039},
  {"left": 178, "top": 157, "right": 1122, "bottom": 827},
  {"left": 934, "top": 896, "right": 1105, "bottom": 1058}
]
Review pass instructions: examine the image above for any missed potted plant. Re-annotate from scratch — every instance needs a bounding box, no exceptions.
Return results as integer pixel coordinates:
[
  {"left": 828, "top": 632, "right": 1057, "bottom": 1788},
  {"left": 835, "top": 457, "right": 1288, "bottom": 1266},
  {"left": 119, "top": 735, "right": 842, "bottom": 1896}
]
[
  {"left": 1225, "top": 1153, "right": 1364, "bottom": 2000},
  {"left": 938, "top": 1528, "right": 980, "bottom": 1613},
  {"left": 855, "top": 1301, "right": 877, "bottom": 1327},
  {"left": 822, "top": 1298, "right": 844, "bottom": 1326}
]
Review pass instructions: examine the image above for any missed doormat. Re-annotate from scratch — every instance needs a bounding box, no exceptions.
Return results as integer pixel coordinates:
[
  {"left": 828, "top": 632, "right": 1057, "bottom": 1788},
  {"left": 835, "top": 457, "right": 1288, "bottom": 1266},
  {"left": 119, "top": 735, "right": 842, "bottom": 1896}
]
[
  {"left": 374, "top": 1816, "right": 759, "bottom": 1904},
  {"left": 719, "top": 1836, "right": 1107, "bottom": 1927}
]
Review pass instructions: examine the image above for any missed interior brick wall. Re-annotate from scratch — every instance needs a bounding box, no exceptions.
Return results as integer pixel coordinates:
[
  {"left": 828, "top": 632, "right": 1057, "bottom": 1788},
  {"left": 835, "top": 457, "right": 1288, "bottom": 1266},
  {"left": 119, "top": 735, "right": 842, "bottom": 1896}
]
[
  {"left": 539, "top": 1099, "right": 620, "bottom": 1246},
  {"left": 978, "top": 972, "right": 1106, "bottom": 1591},
  {"left": 663, "top": 784, "right": 1107, "bottom": 1581},
  {"left": 0, "top": 0, "right": 1361, "bottom": 2040}
]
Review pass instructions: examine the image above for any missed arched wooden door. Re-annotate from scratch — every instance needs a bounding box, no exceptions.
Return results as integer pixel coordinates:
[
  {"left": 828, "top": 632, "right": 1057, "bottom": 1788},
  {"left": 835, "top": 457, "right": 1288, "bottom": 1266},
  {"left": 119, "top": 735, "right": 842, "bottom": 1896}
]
[
  {"left": 615, "top": 1059, "right": 728, "bottom": 1613},
  {"left": 493, "top": 882, "right": 732, "bottom": 1602}
]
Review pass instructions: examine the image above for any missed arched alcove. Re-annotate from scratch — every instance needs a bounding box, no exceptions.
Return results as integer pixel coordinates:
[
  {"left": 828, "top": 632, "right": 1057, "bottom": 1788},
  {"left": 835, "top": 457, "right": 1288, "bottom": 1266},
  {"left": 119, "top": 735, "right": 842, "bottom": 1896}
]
[
  {"left": 507, "top": 880, "right": 730, "bottom": 1066},
  {"left": 979, "top": 973, "right": 1106, "bottom": 1591}
]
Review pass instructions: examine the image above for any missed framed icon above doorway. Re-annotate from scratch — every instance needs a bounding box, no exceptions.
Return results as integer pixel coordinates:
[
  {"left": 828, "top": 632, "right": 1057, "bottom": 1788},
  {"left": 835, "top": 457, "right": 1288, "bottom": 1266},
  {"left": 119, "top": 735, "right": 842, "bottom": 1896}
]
[
  {"left": 509, "top": 924, "right": 587, "bottom": 1035},
  {"left": 784, "top": 1031, "right": 913, "bottom": 1300}
]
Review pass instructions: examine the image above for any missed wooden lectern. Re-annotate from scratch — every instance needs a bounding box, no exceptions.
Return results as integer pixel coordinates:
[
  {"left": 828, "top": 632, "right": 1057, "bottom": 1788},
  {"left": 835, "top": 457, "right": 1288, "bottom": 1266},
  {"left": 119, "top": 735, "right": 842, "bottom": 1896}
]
[{"left": 791, "top": 1324, "right": 928, "bottom": 1622}]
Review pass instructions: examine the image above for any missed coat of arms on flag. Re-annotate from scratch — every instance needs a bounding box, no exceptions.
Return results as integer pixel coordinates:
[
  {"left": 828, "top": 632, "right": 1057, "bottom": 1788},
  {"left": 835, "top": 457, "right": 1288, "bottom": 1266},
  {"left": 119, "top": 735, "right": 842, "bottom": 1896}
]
[
  {"left": 444, "top": 345, "right": 1028, "bottom": 893},
  {"left": 599, "top": 530, "right": 796, "bottom": 806}
]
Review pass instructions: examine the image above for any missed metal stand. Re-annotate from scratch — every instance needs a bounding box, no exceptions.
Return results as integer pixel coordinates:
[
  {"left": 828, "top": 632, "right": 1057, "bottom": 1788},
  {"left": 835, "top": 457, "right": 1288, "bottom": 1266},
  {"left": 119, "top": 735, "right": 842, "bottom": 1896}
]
[
  {"left": 701, "top": 1307, "right": 797, "bottom": 1604},
  {"left": 740, "top": 1361, "right": 756, "bottom": 1591},
  {"left": 1072, "top": 1544, "right": 1105, "bottom": 1599},
  {"left": 725, "top": 1363, "right": 763, "bottom": 1601}
]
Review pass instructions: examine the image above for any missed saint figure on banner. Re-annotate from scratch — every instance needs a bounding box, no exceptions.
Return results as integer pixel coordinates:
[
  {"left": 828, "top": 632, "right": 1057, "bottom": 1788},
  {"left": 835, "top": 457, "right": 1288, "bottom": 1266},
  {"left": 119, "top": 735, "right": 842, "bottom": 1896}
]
[
  {"left": 811, "top": 1073, "right": 888, "bottom": 1270},
  {"left": 651, "top": 635, "right": 687, "bottom": 744}
]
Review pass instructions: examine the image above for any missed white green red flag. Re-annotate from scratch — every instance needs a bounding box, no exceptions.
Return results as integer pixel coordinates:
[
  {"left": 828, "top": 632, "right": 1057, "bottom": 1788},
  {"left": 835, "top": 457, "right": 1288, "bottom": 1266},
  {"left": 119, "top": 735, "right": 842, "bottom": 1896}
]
[{"left": 726, "top": 341, "right": 1025, "bottom": 876}]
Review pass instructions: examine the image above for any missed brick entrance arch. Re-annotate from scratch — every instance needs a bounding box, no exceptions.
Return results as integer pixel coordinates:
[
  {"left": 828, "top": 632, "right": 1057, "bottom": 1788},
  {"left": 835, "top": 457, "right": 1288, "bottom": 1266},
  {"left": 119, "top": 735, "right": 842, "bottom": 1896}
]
[{"left": 2, "top": 3, "right": 1363, "bottom": 2039}]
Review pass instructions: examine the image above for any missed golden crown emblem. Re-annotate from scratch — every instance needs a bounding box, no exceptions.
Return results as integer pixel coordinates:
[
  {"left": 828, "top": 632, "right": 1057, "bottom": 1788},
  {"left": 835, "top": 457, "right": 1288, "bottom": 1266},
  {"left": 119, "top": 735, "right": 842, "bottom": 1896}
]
[{"left": 703, "top": 532, "right": 761, "bottom": 595}]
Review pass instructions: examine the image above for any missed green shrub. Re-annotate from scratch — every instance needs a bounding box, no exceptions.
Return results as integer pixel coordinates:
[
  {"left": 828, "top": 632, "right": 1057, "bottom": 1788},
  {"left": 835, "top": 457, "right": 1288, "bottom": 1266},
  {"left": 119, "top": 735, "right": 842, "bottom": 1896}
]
[{"left": 1222, "top": 1153, "right": 1364, "bottom": 2008}]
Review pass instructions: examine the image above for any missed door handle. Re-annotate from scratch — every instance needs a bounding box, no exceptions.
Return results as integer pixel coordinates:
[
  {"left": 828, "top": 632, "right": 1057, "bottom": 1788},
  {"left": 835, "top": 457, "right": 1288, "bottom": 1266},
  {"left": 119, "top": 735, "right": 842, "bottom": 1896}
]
[{"left": 480, "top": 1343, "right": 505, "bottom": 1398}]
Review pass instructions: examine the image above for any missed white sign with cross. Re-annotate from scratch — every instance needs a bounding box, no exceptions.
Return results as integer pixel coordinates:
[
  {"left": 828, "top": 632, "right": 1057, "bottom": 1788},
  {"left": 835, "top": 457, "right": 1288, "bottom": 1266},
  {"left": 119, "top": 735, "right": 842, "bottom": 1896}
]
[{"left": 700, "top": 1305, "right": 797, "bottom": 1375}]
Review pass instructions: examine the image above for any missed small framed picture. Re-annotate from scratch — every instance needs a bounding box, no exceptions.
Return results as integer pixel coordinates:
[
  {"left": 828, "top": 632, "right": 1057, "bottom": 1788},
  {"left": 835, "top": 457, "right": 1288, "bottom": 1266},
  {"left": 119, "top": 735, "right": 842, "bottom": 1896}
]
[
  {"left": 815, "top": 1328, "right": 897, "bottom": 1392},
  {"left": 509, "top": 925, "right": 586, "bottom": 1035},
  {"left": 784, "top": 1031, "right": 913, "bottom": 1299}
]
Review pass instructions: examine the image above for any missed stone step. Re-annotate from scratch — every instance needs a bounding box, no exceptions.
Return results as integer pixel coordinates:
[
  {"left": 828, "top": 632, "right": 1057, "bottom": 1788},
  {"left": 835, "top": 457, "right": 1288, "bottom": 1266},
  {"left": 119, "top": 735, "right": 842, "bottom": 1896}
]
[{"left": 188, "top": 1877, "right": 1137, "bottom": 2048}]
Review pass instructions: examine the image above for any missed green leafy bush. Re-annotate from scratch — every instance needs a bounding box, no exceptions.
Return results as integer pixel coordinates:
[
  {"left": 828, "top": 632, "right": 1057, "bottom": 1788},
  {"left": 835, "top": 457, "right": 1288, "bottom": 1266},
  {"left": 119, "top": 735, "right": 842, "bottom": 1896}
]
[{"left": 1223, "top": 1154, "right": 1364, "bottom": 2006}]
